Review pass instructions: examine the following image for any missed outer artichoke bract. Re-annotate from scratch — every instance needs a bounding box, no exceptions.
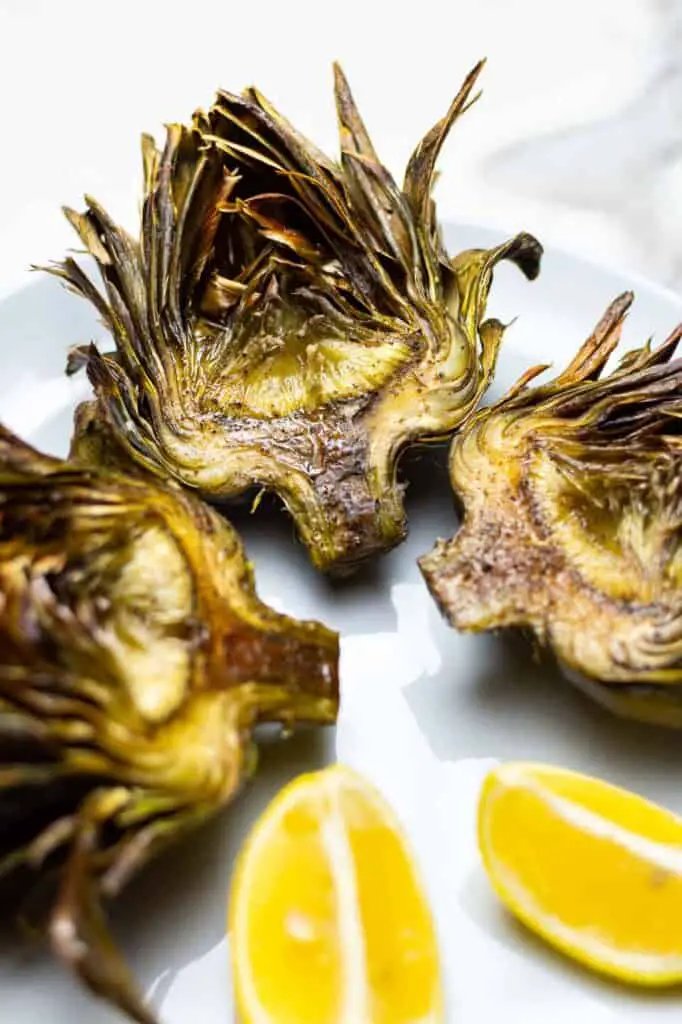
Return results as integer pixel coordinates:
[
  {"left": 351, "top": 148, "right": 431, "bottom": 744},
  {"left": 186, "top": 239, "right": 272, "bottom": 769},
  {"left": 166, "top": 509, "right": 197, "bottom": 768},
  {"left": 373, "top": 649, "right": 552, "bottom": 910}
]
[
  {"left": 0, "top": 425, "right": 338, "bottom": 1023},
  {"left": 420, "top": 293, "right": 682, "bottom": 725},
  {"left": 49, "top": 62, "right": 541, "bottom": 573}
]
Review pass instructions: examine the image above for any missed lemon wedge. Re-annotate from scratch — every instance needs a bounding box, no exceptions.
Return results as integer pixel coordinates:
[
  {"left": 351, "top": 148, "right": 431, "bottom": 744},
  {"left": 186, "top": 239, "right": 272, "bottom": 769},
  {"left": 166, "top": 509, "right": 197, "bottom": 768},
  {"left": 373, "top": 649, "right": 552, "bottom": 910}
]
[
  {"left": 229, "top": 764, "right": 443, "bottom": 1023},
  {"left": 478, "top": 761, "right": 682, "bottom": 985}
]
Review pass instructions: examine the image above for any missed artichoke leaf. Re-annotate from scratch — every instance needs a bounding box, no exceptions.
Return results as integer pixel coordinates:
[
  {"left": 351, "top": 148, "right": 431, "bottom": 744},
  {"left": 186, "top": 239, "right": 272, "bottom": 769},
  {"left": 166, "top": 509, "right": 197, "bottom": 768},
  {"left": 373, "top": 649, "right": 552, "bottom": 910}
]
[
  {"left": 420, "top": 292, "right": 682, "bottom": 724},
  {"left": 48, "top": 64, "right": 541, "bottom": 573},
  {"left": 0, "top": 424, "right": 339, "bottom": 1022}
]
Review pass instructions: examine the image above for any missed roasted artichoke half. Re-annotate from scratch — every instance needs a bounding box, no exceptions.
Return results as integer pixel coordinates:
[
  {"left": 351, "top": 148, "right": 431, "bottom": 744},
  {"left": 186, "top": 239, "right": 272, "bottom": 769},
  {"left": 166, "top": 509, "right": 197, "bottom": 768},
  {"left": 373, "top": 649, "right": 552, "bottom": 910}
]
[
  {"left": 49, "top": 62, "right": 541, "bottom": 573},
  {"left": 0, "top": 425, "right": 338, "bottom": 1023},
  {"left": 420, "top": 293, "right": 682, "bottom": 725}
]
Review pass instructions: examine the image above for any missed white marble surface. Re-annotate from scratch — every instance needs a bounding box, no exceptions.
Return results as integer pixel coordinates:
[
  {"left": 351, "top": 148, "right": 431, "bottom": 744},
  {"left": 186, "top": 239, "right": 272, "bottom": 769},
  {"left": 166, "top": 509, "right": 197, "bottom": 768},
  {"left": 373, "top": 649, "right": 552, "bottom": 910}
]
[{"left": 0, "top": 0, "right": 680, "bottom": 297}]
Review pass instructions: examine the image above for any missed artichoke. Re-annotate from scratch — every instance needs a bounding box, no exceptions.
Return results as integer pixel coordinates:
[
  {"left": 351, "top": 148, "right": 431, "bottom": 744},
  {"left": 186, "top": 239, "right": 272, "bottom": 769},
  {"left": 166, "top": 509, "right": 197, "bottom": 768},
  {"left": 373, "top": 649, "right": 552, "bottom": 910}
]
[
  {"left": 49, "top": 62, "right": 541, "bottom": 573},
  {"left": 0, "top": 425, "right": 338, "bottom": 1023},
  {"left": 420, "top": 293, "right": 682, "bottom": 725}
]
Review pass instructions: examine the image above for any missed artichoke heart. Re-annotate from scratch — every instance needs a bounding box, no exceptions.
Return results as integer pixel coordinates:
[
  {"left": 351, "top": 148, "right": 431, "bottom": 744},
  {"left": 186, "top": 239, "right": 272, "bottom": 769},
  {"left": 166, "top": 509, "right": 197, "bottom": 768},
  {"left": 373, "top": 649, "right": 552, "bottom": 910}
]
[
  {"left": 49, "top": 62, "right": 541, "bottom": 573},
  {"left": 0, "top": 425, "right": 338, "bottom": 1023},
  {"left": 420, "top": 293, "right": 682, "bottom": 725}
]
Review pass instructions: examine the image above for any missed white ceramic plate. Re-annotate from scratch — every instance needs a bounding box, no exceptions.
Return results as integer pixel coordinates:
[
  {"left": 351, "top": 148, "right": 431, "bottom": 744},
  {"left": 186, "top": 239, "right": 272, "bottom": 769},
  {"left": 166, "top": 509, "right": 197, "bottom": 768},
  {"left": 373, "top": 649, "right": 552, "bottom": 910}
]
[{"left": 1, "top": 223, "right": 682, "bottom": 1024}]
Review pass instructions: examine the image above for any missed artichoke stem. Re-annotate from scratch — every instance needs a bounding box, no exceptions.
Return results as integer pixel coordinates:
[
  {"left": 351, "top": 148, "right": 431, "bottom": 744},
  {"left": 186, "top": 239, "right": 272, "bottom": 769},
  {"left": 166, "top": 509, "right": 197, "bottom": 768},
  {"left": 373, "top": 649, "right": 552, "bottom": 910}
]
[
  {"left": 289, "top": 473, "right": 406, "bottom": 575},
  {"left": 221, "top": 623, "right": 339, "bottom": 716}
]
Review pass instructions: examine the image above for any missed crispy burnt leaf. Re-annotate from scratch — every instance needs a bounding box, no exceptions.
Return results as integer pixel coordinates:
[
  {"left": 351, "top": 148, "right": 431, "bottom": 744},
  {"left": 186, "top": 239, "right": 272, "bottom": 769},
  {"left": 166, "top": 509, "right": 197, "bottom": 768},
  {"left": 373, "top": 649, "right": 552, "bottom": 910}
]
[
  {"left": 0, "top": 425, "right": 338, "bottom": 1022},
  {"left": 420, "top": 293, "right": 682, "bottom": 725},
  {"left": 47, "top": 63, "right": 541, "bottom": 573}
]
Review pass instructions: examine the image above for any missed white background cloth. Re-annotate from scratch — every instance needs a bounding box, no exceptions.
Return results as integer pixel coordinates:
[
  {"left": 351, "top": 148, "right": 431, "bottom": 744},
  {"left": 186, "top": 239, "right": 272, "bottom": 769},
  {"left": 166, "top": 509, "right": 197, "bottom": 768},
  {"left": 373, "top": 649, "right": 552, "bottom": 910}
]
[{"left": 0, "top": 0, "right": 680, "bottom": 298}]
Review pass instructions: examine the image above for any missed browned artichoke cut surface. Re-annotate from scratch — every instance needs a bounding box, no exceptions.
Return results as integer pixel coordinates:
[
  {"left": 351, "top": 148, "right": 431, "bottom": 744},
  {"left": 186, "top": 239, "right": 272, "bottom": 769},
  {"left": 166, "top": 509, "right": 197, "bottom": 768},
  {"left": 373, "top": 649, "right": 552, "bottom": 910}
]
[
  {"left": 0, "top": 425, "right": 339, "bottom": 1024},
  {"left": 420, "top": 292, "right": 682, "bottom": 726},
  {"left": 48, "top": 61, "right": 541, "bottom": 573}
]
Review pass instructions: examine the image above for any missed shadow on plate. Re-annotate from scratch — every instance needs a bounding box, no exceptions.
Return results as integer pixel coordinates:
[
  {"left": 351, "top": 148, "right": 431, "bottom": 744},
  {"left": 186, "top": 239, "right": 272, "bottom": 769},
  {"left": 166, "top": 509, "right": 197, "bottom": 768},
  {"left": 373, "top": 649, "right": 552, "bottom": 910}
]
[
  {"left": 459, "top": 866, "right": 682, "bottom": 1007},
  {"left": 408, "top": 621, "right": 682, "bottom": 808}
]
